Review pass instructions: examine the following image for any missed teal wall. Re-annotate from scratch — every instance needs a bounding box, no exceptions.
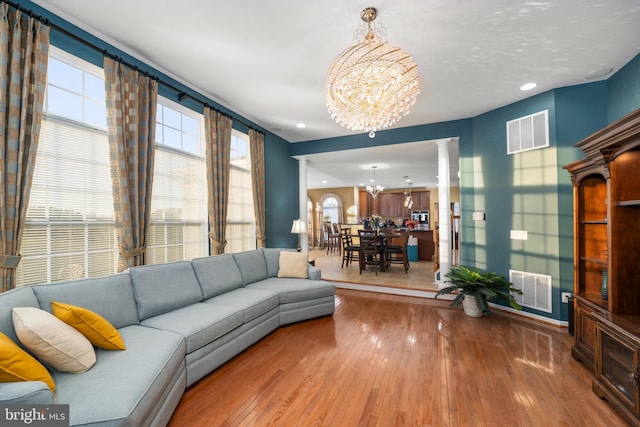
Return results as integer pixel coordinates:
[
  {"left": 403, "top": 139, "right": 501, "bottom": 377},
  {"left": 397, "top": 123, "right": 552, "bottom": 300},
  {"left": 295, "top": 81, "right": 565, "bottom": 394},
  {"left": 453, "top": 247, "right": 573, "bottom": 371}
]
[
  {"left": 19, "top": 0, "right": 300, "bottom": 250},
  {"left": 608, "top": 54, "right": 640, "bottom": 123}
]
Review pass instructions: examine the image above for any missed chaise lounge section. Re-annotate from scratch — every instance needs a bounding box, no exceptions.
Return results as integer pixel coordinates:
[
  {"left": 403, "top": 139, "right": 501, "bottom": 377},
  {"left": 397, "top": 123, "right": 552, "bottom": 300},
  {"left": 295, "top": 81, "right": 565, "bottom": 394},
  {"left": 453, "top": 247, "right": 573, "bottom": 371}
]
[{"left": 0, "top": 248, "right": 335, "bottom": 426}]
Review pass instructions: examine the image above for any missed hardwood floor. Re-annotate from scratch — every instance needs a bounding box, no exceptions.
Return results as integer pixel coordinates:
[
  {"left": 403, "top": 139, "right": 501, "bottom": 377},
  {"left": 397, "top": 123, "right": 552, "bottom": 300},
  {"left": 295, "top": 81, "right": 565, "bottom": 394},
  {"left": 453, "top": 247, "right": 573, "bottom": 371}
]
[{"left": 168, "top": 289, "right": 626, "bottom": 426}]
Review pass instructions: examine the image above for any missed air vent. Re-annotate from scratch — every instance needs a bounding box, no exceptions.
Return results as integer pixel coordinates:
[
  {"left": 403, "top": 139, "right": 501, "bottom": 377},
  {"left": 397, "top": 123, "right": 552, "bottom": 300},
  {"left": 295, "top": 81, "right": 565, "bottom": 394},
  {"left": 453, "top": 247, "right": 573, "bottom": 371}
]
[
  {"left": 506, "top": 110, "right": 549, "bottom": 154},
  {"left": 510, "top": 269, "right": 552, "bottom": 313}
]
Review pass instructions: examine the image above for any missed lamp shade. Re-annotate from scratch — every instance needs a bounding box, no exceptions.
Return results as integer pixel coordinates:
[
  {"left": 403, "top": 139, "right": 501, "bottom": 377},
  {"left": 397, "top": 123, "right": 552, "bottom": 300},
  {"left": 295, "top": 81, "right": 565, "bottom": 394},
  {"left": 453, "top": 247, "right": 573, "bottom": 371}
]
[{"left": 291, "top": 219, "right": 307, "bottom": 234}]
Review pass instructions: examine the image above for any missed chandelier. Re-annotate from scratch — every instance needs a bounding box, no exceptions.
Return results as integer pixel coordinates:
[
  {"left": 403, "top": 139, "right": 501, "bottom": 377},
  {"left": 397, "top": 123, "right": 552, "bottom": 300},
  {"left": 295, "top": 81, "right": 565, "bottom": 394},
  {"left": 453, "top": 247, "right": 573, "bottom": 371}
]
[
  {"left": 367, "top": 166, "right": 384, "bottom": 198},
  {"left": 326, "top": 7, "right": 420, "bottom": 138}
]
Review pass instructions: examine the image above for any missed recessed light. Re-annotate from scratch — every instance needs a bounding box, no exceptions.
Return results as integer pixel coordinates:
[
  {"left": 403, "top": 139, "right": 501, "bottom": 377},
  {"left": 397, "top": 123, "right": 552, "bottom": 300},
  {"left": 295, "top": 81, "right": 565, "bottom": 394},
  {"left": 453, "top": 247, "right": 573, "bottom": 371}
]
[
  {"left": 322, "top": 179, "right": 328, "bottom": 184},
  {"left": 296, "top": 123, "right": 306, "bottom": 128},
  {"left": 520, "top": 82, "right": 537, "bottom": 91}
]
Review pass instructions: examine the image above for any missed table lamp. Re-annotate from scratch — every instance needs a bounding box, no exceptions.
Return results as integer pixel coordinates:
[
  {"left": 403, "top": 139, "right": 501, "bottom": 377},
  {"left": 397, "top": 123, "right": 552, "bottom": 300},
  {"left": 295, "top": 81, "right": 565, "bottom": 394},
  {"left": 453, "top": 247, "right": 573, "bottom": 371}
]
[{"left": 290, "top": 219, "right": 307, "bottom": 252}]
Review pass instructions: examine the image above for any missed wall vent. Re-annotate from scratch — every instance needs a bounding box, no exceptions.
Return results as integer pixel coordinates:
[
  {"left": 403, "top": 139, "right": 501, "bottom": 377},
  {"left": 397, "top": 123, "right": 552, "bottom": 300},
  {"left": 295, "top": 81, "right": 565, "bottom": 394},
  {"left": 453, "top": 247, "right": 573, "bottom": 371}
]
[
  {"left": 510, "top": 270, "right": 552, "bottom": 313},
  {"left": 506, "top": 110, "right": 549, "bottom": 154}
]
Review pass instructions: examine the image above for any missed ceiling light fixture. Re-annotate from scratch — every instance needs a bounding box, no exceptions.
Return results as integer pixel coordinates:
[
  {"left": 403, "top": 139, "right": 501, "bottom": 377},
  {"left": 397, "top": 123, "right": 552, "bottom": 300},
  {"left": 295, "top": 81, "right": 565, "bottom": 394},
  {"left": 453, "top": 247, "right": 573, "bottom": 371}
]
[
  {"left": 366, "top": 165, "right": 384, "bottom": 198},
  {"left": 520, "top": 82, "right": 537, "bottom": 91},
  {"left": 403, "top": 177, "right": 413, "bottom": 209},
  {"left": 326, "top": 7, "right": 420, "bottom": 139}
]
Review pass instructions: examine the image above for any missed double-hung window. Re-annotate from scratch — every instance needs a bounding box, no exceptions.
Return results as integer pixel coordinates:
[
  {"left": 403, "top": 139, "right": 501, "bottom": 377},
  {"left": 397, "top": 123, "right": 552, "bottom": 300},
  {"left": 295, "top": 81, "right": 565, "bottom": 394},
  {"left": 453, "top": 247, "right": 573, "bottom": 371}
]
[
  {"left": 16, "top": 47, "right": 115, "bottom": 286},
  {"left": 226, "top": 131, "right": 256, "bottom": 253},
  {"left": 148, "top": 99, "right": 208, "bottom": 264}
]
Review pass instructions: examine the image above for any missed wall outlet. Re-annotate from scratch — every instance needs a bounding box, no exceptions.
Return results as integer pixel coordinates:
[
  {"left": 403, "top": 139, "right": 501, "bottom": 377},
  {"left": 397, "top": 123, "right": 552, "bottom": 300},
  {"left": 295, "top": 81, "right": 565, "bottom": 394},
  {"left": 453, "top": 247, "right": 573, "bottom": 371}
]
[
  {"left": 561, "top": 292, "right": 571, "bottom": 303},
  {"left": 510, "top": 230, "right": 528, "bottom": 240}
]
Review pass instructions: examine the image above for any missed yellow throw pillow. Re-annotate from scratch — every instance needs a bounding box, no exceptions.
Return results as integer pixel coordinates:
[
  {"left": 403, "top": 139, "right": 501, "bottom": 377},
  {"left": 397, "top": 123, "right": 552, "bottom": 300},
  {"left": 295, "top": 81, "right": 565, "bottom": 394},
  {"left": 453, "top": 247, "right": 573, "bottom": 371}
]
[
  {"left": 51, "top": 301, "right": 126, "bottom": 351},
  {"left": 12, "top": 307, "right": 96, "bottom": 373},
  {"left": 0, "top": 332, "right": 55, "bottom": 392},
  {"left": 277, "top": 251, "right": 309, "bottom": 279}
]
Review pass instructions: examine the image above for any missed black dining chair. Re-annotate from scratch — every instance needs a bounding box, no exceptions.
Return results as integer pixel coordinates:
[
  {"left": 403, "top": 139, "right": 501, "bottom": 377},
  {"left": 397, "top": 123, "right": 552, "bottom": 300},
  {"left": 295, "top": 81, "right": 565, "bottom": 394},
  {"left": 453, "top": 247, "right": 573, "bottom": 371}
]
[
  {"left": 384, "top": 229, "right": 410, "bottom": 273},
  {"left": 340, "top": 228, "right": 359, "bottom": 268},
  {"left": 358, "top": 229, "right": 383, "bottom": 274}
]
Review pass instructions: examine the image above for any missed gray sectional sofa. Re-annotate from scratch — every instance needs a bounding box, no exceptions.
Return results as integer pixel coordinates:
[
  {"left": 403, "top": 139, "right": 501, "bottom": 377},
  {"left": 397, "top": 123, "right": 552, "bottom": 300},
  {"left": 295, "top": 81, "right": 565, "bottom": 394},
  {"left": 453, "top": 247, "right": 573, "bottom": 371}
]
[{"left": 0, "top": 248, "right": 335, "bottom": 426}]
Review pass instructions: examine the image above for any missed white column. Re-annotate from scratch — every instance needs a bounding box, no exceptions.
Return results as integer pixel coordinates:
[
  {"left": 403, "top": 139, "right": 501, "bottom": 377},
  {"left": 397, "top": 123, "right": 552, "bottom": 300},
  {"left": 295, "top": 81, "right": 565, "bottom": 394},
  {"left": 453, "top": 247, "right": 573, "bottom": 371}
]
[
  {"left": 437, "top": 139, "right": 451, "bottom": 287},
  {"left": 298, "top": 158, "right": 309, "bottom": 253}
]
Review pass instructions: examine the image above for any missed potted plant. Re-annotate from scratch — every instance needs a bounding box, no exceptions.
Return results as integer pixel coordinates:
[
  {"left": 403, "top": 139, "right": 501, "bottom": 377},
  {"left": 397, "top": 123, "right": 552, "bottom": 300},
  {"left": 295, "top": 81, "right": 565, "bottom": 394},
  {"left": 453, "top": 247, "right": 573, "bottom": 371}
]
[{"left": 435, "top": 265, "right": 523, "bottom": 317}]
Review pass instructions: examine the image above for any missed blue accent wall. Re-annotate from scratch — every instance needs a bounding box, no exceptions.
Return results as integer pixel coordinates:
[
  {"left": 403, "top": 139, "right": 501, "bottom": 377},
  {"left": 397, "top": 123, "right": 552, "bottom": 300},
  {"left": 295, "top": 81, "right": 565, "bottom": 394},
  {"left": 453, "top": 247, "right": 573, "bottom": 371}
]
[{"left": 608, "top": 53, "right": 640, "bottom": 123}]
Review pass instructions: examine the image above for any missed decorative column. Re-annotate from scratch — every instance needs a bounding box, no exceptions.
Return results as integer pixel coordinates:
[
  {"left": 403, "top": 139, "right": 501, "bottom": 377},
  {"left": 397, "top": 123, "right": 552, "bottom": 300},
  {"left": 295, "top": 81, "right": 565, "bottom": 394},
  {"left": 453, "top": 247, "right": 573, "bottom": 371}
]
[
  {"left": 437, "top": 139, "right": 451, "bottom": 287},
  {"left": 298, "top": 158, "right": 309, "bottom": 253}
]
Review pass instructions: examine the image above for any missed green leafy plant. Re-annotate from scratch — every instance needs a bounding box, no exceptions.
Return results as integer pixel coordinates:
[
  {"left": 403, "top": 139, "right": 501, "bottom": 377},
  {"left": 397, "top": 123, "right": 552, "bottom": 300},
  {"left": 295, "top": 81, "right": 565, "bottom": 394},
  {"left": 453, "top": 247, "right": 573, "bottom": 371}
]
[{"left": 435, "top": 265, "right": 523, "bottom": 315}]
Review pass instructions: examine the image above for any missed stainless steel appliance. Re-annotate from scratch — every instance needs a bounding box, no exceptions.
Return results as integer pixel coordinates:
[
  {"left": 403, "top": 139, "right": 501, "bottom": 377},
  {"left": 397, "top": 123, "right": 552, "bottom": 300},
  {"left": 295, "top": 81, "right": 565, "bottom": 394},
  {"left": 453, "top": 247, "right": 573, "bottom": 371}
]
[{"left": 411, "top": 210, "right": 429, "bottom": 224}]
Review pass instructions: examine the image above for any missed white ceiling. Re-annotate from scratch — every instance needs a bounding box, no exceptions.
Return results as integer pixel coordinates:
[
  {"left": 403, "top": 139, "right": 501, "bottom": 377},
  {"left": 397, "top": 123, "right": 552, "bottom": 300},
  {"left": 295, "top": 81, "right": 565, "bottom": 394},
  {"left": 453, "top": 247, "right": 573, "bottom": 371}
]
[{"left": 33, "top": 0, "right": 640, "bottom": 190}]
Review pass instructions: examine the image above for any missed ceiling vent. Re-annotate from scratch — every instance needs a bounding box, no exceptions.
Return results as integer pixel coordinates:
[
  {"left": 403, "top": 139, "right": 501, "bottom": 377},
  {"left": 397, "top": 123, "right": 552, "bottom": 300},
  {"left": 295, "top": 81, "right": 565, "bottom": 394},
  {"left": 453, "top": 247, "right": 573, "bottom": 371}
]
[{"left": 506, "top": 110, "right": 549, "bottom": 155}]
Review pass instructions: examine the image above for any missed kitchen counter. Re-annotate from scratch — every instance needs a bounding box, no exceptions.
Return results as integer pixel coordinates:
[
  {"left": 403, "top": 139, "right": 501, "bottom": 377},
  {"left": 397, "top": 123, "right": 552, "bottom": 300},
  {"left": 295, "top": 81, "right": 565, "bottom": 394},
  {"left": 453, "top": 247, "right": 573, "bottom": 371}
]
[{"left": 408, "top": 229, "right": 434, "bottom": 261}]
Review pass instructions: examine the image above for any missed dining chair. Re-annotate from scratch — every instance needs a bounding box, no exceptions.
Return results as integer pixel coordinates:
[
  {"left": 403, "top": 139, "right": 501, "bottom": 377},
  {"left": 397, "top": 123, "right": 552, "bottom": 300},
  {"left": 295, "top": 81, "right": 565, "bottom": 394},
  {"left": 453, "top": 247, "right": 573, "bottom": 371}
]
[
  {"left": 384, "top": 229, "right": 410, "bottom": 273},
  {"left": 358, "top": 229, "right": 383, "bottom": 274},
  {"left": 324, "top": 222, "right": 340, "bottom": 254},
  {"left": 340, "top": 228, "right": 359, "bottom": 268}
]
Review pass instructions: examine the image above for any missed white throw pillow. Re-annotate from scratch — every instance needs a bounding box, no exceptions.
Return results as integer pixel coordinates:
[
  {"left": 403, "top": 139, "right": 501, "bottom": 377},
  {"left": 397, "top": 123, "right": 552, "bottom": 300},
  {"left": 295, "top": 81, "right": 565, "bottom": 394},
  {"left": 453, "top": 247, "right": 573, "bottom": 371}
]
[
  {"left": 12, "top": 307, "right": 96, "bottom": 373},
  {"left": 277, "top": 251, "right": 309, "bottom": 279}
]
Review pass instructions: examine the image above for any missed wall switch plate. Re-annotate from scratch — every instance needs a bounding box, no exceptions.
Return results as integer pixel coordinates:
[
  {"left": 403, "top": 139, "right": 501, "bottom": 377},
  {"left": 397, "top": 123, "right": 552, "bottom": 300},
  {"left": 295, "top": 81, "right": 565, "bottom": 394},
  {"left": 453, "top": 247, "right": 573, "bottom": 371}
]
[
  {"left": 472, "top": 212, "right": 485, "bottom": 221},
  {"left": 510, "top": 230, "right": 528, "bottom": 240},
  {"left": 561, "top": 292, "right": 571, "bottom": 303}
]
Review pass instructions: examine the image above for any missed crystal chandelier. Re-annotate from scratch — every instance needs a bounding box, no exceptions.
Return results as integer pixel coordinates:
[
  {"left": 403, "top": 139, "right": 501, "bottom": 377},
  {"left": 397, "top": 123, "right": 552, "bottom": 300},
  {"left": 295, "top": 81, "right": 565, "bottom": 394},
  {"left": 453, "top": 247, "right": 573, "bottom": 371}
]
[
  {"left": 367, "top": 166, "right": 384, "bottom": 198},
  {"left": 326, "top": 7, "right": 420, "bottom": 138}
]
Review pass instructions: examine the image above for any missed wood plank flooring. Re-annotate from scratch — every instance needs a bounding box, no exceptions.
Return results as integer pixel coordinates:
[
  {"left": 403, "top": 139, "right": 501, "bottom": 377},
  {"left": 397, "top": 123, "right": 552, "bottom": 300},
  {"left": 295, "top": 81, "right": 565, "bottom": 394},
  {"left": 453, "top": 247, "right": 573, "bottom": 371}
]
[{"left": 168, "top": 289, "right": 626, "bottom": 426}]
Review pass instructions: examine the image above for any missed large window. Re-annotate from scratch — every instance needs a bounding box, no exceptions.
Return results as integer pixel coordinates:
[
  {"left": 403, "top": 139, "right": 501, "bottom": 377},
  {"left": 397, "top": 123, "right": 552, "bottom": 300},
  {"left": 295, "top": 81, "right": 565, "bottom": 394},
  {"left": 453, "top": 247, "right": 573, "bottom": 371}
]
[
  {"left": 226, "top": 131, "right": 256, "bottom": 253},
  {"left": 148, "top": 99, "right": 207, "bottom": 264},
  {"left": 16, "top": 47, "right": 116, "bottom": 286},
  {"left": 15, "top": 48, "right": 209, "bottom": 286}
]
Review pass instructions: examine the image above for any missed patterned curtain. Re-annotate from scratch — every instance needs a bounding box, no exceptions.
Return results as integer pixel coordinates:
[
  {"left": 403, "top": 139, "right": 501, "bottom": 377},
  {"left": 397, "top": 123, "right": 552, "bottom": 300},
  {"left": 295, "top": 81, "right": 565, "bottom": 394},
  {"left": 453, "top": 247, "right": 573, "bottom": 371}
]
[
  {"left": 204, "top": 108, "right": 232, "bottom": 254},
  {"left": 104, "top": 57, "right": 158, "bottom": 271},
  {"left": 0, "top": 6, "right": 49, "bottom": 291},
  {"left": 249, "top": 129, "right": 266, "bottom": 248}
]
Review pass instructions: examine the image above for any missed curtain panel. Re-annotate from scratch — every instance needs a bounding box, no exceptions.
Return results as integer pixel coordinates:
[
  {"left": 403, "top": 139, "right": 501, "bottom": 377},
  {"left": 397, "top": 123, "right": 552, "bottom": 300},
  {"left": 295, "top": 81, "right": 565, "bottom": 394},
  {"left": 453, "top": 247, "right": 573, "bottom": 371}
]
[
  {"left": 204, "top": 108, "right": 232, "bottom": 255},
  {"left": 103, "top": 57, "right": 158, "bottom": 271},
  {"left": 249, "top": 129, "right": 266, "bottom": 248},
  {"left": 0, "top": 5, "right": 49, "bottom": 291}
]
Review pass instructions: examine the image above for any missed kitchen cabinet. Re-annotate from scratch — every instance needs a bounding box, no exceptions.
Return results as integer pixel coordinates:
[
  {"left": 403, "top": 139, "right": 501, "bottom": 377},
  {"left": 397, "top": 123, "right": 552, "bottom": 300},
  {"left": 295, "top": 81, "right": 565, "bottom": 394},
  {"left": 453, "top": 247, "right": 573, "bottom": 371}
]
[
  {"left": 413, "top": 191, "right": 430, "bottom": 210},
  {"left": 359, "top": 191, "right": 379, "bottom": 217}
]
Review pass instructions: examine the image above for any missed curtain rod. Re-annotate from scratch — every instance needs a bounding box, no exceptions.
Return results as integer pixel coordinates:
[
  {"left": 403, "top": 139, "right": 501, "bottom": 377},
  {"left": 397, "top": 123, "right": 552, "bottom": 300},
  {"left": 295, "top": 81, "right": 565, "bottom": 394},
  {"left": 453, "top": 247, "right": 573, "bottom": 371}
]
[{"left": 2, "top": 0, "right": 258, "bottom": 132}]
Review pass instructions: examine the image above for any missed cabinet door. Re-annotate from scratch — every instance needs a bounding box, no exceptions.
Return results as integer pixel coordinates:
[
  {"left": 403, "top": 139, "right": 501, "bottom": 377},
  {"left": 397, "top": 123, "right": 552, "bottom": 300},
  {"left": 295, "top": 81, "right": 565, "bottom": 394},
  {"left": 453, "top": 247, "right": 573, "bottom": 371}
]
[
  {"left": 359, "top": 191, "right": 371, "bottom": 218},
  {"left": 572, "top": 297, "right": 608, "bottom": 370},
  {"left": 594, "top": 321, "right": 640, "bottom": 418}
]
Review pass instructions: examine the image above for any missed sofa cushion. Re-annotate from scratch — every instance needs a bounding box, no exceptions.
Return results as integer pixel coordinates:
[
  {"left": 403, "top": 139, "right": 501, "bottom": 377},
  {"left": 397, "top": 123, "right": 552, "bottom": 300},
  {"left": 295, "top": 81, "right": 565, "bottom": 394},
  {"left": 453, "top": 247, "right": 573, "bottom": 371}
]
[
  {"left": 12, "top": 307, "right": 96, "bottom": 373},
  {"left": 204, "top": 288, "right": 279, "bottom": 323},
  {"left": 261, "top": 248, "right": 294, "bottom": 277},
  {"left": 129, "top": 261, "right": 204, "bottom": 320},
  {"left": 51, "top": 301, "right": 125, "bottom": 351},
  {"left": 51, "top": 324, "right": 185, "bottom": 427},
  {"left": 0, "top": 287, "right": 40, "bottom": 343},
  {"left": 277, "top": 251, "right": 309, "bottom": 278},
  {"left": 0, "top": 332, "right": 55, "bottom": 392},
  {"left": 140, "top": 303, "right": 243, "bottom": 354},
  {"left": 31, "top": 273, "right": 139, "bottom": 329},
  {"left": 246, "top": 278, "right": 336, "bottom": 304},
  {"left": 232, "top": 250, "right": 268, "bottom": 285},
  {"left": 191, "top": 254, "right": 243, "bottom": 299}
]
